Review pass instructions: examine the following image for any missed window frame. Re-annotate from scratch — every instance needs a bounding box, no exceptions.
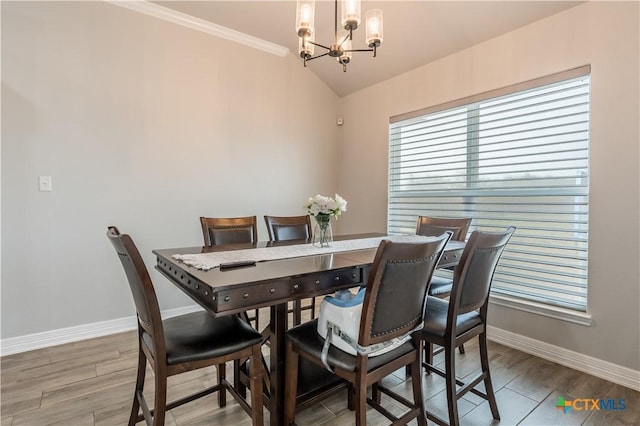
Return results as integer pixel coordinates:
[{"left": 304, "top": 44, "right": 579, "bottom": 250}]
[{"left": 388, "top": 66, "right": 592, "bottom": 324}]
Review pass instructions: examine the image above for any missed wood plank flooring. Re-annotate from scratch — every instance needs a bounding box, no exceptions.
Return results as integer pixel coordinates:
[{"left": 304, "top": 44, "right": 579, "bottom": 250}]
[{"left": 2, "top": 313, "right": 638, "bottom": 425}]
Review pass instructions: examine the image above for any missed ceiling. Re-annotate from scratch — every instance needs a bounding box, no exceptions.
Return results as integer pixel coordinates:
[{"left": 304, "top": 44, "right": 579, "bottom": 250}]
[{"left": 154, "top": 1, "right": 583, "bottom": 96}]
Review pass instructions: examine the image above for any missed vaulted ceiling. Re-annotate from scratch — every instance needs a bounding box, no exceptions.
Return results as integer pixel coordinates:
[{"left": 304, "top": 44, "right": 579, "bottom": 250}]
[{"left": 154, "top": 1, "right": 583, "bottom": 96}]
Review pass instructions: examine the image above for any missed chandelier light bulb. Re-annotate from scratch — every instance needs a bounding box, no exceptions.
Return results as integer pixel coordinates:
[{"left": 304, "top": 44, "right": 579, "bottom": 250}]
[
  {"left": 299, "top": 34, "right": 314, "bottom": 58},
  {"left": 296, "top": 0, "right": 315, "bottom": 37},
  {"left": 341, "top": 0, "right": 361, "bottom": 31},
  {"left": 366, "top": 9, "right": 383, "bottom": 47}
]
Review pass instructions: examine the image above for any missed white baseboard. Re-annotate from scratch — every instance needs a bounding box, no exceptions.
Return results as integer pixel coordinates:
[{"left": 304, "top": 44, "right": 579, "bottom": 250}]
[
  {"left": 487, "top": 325, "right": 640, "bottom": 392},
  {"left": 0, "top": 305, "right": 201, "bottom": 357},
  {"left": 2, "top": 312, "right": 638, "bottom": 392}
]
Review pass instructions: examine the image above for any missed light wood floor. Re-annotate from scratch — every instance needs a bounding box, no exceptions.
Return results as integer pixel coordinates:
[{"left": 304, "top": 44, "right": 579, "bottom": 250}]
[{"left": 2, "top": 317, "right": 638, "bottom": 426}]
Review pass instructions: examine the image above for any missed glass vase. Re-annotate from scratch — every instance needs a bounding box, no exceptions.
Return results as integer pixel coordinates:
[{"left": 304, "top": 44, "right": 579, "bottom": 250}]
[{"left": 312, "top": 214, "right": 333, "bottom": 248}]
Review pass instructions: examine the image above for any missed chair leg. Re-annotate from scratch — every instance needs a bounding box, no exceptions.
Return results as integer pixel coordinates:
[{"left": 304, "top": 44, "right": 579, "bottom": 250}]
[
  {"left": 411, "top": 344, "right": 427, "bottom": 426},
  {"left": 293, "top": 300, "right": 302, "bottom": 325},
  {"left": 234, "top": 359, "right": 247, "bottom": 399},
  {"left": 284, "top": 342, "right": 299, "bottom": 425},
  {"left": 479, "top": 333, "right": 500, "bottom": 420},
  {"left": 459, "top": 344, "right": 465, "bottom": 355},
  {"left": 347, "top": 385, "right": 355, "bottom": 411},
  {"left": 354, "top": 376, "right": 367, "bottom": 426},
  {"left": 152, "top": 367, "right": 167, "bottom": 426},
  {"left": 217, "top": 363, "right": 227, "bottom": 407},
  {"left": 424, "top": 342, "right": 434, "bottom": 374},
  {"left": 372, "top": 382, "right": 382, "bottom": 405},
  {"left": 249, "top": 344, "right": 264, "bottom": 426},
  {"left": 128, "top": 348, "right": 146, "bottom": 426},
  {"left": 444, "top": 345, "right": 460, "bottom": 426}
]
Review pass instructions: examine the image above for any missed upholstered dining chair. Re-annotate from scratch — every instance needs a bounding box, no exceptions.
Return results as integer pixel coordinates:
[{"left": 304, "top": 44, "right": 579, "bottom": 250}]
[
  {"left": 421, "top": 226, "right": 515, "bottom": 426},
  {"left": 200, "top": 216, "right": 258, "bottom": 246},
  {"left": 199, "top": 216, "right": 262, "bottom": 327},
  {"left": 284, "top": 233, "right": 452, "bottom": 426},
  {"left": 264, "top": 214, "right": 312, "bottom": 242},
  {"left": 416, "top": 216, "right": 472, "bottom": 298},
  {"left": 264, "top": 215, "right": 314, "bottom": 326},
  {"left": 416, "top": 216, "right": 472, "bottom": 361},
  {"left": 107, "top": 226, "right": 264, "bottom": 426},
  {"left": 199, "top": 216, "right": 271, "bottom": 405}
]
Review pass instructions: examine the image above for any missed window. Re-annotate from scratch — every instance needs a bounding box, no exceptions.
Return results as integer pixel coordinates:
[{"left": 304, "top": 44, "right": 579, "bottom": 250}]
[{"left": 388, "top": 66, "right": 590, "bottom": 312}]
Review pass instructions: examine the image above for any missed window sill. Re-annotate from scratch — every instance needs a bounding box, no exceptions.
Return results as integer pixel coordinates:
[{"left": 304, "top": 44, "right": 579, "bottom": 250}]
[{"left": 488, "top": 294, "right": 592, "bottom": 326}]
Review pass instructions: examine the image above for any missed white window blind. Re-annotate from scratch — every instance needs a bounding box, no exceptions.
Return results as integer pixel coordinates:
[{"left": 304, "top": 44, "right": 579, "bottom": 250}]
[{"left": 388, "top": 67, "right": 590, "bottom": 311}]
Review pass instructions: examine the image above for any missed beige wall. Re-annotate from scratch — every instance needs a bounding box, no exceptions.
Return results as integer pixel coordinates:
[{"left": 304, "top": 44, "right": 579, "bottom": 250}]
[
  {"left": 337, "top": 1, "right": 640, "bottom": 370},
  {"left": 1, "top": 1, "right": 339, "bottom": 338}
]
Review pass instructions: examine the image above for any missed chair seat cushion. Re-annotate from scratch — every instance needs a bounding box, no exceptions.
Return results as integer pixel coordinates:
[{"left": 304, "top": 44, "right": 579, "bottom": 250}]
[
  {"left": 286, "top": 319, "right": 415, "bottom": 373},
  {"left": 429, "top": 275, "right": 453, "bottom": 296},
  {"left": 143, "top": 311, "right": 262, "bottom": 365},
  {"left": 421, "top": 296, "right": 482, "bottom": 338}
]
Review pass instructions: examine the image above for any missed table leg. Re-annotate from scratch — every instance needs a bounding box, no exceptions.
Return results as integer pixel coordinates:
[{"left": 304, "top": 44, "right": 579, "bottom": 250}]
[{"left": 269, "top": 302, "right": 287, "bottom": 425}]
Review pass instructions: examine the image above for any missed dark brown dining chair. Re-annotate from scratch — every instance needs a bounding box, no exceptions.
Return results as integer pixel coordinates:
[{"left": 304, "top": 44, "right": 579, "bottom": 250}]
[
  {"left": 416, "top": 216, "right": 472, "bottom": 298},
  {"left": 264, "top": 215, "right": 314, "bottom": 326},
  {"left": 198, "top": 216, "right": 267, "bottom": 403},
  {"left": 200, "top": 216, "right": 258, "bottom": 246},
  {"left": 264, "top": 214, "right": 312, "bottom": 242},
  {"left": 200, "top": 216, "right": 261, "bottom": 327},
  {"left": 284, "top": 233, "right": 452, "bottom": 426},
  {"left": 416, "top": 216, "right": 472, "bottom": 360},
  {"left": 421, "top": 226, "right": 515, "bottom": 426},
  {"left": 106, "top": 226, "right": 264, "bottom": 426}
]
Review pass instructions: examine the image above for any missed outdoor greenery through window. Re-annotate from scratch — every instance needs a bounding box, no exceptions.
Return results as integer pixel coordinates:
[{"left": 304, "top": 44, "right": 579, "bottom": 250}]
[{"left": 388, "top": 67, "right": 590, "bottom": 311}]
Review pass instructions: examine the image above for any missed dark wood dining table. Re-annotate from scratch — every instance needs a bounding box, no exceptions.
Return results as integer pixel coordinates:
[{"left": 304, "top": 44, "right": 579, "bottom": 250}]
[{"left": 153, "top": 233, "right": 465, "bottom": 425}]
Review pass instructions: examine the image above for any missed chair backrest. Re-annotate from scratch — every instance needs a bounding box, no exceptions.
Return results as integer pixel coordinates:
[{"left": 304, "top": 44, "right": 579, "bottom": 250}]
[
  {"left": 106, "top": 226, "right": 164, "bottom": 344},
  {"left": 200, "top": 216, "right": 258, "bottom": 246},
  {"left": 451, "top": 227, "right": 516, "bottom": 318},
  {"left": 264, "top": 215, "right": 312, "bottom": 241},
  {"left": 416, "top": 216, "right": 472, "bottom": 242},
  {"left": 358, "top": 232, "right": 452, "bottom": 347}
]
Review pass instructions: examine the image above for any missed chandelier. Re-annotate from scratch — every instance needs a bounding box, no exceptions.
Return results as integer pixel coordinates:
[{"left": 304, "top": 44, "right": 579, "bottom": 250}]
[{"left": 296, "top": 0, "right": 384, "bottom": 72}]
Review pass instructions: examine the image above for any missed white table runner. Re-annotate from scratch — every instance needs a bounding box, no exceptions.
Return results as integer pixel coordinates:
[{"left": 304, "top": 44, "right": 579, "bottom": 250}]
[{"left": 172, "top": 235, "right": 433, "bottom": 271}]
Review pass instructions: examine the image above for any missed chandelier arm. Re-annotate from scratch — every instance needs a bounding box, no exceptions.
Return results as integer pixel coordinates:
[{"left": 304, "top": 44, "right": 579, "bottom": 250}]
[
  {"left": 343, "top": 48, "right": 374, "bottom": 53},
  {"left": 306, "top": 52, "right": 331, "bottom": 62},
  {"left": 338, "top": 32, "right": 350, "bottom": 48},
  {"left": 306, "top": 39, "right": 331, "bottom": 51}
]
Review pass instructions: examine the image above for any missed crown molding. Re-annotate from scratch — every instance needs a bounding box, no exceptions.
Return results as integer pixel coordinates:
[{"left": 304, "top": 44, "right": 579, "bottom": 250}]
[{"left": 107, "top": 0, "right": 290, "bottom": 57}]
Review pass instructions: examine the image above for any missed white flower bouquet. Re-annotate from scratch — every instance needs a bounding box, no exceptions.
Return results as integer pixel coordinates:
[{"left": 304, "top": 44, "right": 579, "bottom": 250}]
[
  {"left": 304, "top": 194, "right": 347, "bottom": 219},
  {"left": 304, "top": 194, "right": 347, "bottom": 247}
]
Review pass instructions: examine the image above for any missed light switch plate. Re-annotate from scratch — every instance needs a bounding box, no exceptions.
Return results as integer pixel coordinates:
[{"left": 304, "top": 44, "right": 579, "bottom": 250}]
[{"left": 39, "top": 176, "right": 52, "bottom": 192}]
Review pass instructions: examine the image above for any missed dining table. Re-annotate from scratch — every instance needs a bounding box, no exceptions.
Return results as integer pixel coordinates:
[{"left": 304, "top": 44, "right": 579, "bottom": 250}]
[{"left": 153, "top": 233, "right": 465, "bottom": 425}]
